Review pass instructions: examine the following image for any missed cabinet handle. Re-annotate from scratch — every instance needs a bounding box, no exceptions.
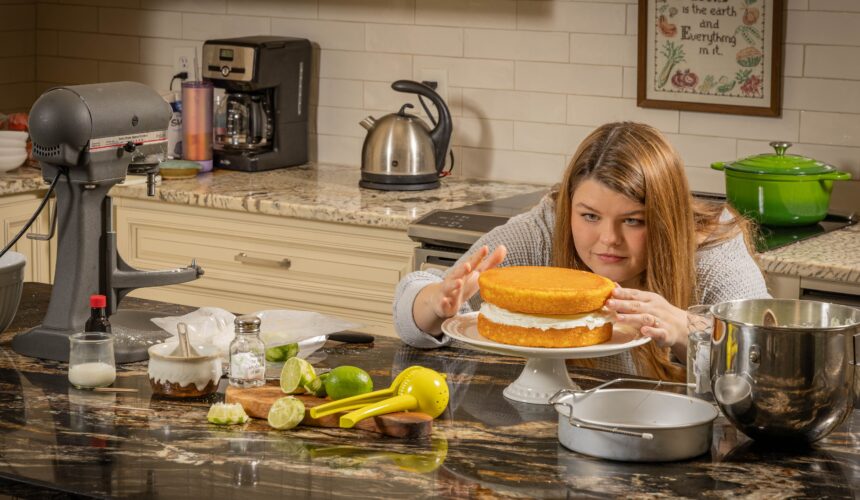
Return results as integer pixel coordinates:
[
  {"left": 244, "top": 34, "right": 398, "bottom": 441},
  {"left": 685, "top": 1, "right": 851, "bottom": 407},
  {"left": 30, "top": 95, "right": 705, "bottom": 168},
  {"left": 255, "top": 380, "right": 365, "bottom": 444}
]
[{"left": 234, "top": 252, "right": 291, "bottom": 269}]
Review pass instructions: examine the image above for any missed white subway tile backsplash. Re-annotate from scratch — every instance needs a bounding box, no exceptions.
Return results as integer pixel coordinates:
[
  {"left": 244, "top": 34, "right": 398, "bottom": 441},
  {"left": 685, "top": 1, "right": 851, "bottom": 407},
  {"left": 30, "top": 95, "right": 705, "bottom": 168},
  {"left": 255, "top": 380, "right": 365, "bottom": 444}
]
[
  {"left": 0, "top": 5, "right": 34, "bottom": 31},
  {"left": 459, "top": 146, "right": 564, "bottom": 184},
  {"left": 227, "top": 0, "right": 316, "bottom": 19},
  {"left": 805, "top": 46, "right": 860, "bottom": 80},
  {"left": 139, "top": 38, "right": 204, "bottom": 66},
  {"left": 783, "top": 44, "right": 803, "bottom": 78},
  {"left": 316, "top": 134, "right": 364, "bottom": 166},
  {"left": 272, "top": 18, "right": 364, "bottom": 51},
  {"left": 566, "top": 95, "right": 678, "bottom": 133},
  {"left": 60, "top": 0, "right": 140, "bottom": 7},
  {"left": 787, "top": 0, "right": 809, "bottom": 9},
  {"left": 319, "top": 78, "right": 364, "bottom": 108},
  {"left": 0, "top": 31, "right": 34, "bottom": 57},
  {"left": 37, "top": 55, "right": 98, "bottom": 84},
  {"left": 414, "top": 55, "right": 513, "bottom": 89},
  {"left": 571, "top": 34, "right": 635, "bottom": 67},
  {"left": 626, "top": 4, "right": 637, "bottom": 35},
  {"left": 182, "top": 13, "right": 269, "bottom": 41},
  {"left": 36, "top": 4, "right": 97, "bottom": 32},
  {"left": 417, "top": 0, "right": 516, "bottom": 29},
  {"left": 517, "top": 1, "right": 626, "bottom": 35},
  {"left": 58, "top": 32, "right": 139, "bottom": 63},
  {"left": 784, "top": 77, "right": 860, "bottom": 114},
  {"left": 0, "top": 83, "right": 35, "bottom": 111},
  {"left": 800, "top": 111, "right": 860, "bottom": 147},
  {"left": 809, "top": 0, "right": 860, "bottom": 12},
  {"left": 622, "top": 66, "right": 636, "bottom": 98},
  {"left": 316, "top": 106, "right": 371, "bottom": 138},
  {"left": 36, "top": 31, "right": 57, "bottom": 56},
  {"left": 453, "top": 117, "right": 514, "bottom": 150},
  {"left": 462, "top": 88, "right": 566, "bottom": 123},
  {"left": 319, "top": 0, "right": 414, "bottom": 25},
  {"left": 98, "top": 61, "right": 174, "bottom": 92},
  {"left": 0, "top": 57, "right": 34, "bottom": 84},
  {"left": 680, "top": 110, "right": 801, "bottom": 142},
  {"left": 465, "top": 28, "right": 567, "bottom": 62},
  {"left": 785, "top": 11, "right": 860, "bottom": 45},
  {"left": 685, "top": 166, "right": 726, "bottom": 194},
  {"left": 100, "top": 8, "right": 182, "bottom": 39},
  {"left": 514, "top": 121, "right": 593, "bottom": 155},
  {"left": 367, "top": 24, "right": 463, "bottom": 57},
  {"left": 142, "top": 0, "right": 226, "bottom": 14},
  {"left": 667, "top": 133, "right": 737, "bottom": 169},
  {"left": 321, "top": 50, "right": 412, "bottom": 82},
  {"left": 516, "top": 61, "right": 622, "bottom": 96}
]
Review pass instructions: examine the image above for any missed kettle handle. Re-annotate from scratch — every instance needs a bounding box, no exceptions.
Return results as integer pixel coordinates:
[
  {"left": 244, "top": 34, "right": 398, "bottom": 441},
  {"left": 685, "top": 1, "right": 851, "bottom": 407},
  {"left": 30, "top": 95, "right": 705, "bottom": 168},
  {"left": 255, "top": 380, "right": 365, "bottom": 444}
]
[{"left": 392, "top": 80, "right": 453, "bottom": 175}]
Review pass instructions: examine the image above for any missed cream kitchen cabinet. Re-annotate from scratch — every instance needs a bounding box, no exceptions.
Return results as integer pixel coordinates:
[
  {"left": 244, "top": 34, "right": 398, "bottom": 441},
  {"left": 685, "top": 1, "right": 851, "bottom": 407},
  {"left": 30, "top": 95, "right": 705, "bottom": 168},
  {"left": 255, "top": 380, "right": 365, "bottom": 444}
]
[
  {"left": 0, "top": 192, "right": 55, "bottom": 283},
  {"left": 113, "top": 198, "right": 417, "bottom": 338}
]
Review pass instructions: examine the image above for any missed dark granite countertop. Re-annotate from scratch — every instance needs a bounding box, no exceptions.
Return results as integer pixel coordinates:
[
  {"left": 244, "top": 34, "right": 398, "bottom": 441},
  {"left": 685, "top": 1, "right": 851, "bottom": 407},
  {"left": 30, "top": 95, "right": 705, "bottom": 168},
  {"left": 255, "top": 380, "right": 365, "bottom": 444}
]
[{"left": 1, "top": 284, "right": 858, "bottom": 499}]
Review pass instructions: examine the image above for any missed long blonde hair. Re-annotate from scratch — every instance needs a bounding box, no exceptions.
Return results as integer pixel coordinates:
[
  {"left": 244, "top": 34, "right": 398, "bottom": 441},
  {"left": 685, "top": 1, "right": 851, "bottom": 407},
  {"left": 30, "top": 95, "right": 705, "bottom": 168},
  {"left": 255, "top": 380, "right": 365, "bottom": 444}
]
[{"left": 552, "top": 122, "right": 751, "bottom": 381}]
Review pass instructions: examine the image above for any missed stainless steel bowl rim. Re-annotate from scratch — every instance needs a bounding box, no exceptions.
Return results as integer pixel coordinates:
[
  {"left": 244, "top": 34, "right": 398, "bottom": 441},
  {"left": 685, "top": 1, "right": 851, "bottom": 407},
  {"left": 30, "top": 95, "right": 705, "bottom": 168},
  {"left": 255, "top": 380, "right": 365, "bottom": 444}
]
[
  {"left": 710, "top": 298, "right": 860, "bottom": 331},
  {"left": 552, "top": 388, "right": 719, "bottom": 430}
]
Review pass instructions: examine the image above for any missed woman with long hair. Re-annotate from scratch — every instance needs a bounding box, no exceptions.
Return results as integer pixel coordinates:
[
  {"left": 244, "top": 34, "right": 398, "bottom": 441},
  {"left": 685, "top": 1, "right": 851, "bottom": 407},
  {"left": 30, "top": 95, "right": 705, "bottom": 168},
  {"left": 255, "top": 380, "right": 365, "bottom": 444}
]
[{"left": 394, "top": 121, "right": 769, "bottom": 381}]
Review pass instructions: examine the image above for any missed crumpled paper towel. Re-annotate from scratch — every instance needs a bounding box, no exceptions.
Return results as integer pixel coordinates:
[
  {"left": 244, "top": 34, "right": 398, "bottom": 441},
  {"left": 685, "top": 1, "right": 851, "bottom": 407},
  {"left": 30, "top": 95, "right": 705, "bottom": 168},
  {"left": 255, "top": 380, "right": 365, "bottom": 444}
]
[{"left": 150, "top": 307, "right": 362, "bottom": 361}]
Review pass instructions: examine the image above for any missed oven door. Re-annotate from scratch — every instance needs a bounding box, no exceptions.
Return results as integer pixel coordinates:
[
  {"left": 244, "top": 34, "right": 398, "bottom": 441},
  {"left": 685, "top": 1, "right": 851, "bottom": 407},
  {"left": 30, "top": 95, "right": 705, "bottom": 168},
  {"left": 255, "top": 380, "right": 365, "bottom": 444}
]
[{"left": 414, "top": 247, "right": 463, "bottom": 272}]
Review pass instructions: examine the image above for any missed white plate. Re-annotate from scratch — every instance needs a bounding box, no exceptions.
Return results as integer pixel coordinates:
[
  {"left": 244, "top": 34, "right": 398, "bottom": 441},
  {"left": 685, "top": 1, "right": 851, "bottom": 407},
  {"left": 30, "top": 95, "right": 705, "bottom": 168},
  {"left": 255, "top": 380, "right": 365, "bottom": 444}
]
[{"left": 442, "top": 311, "right": 650, "bottom": 360}]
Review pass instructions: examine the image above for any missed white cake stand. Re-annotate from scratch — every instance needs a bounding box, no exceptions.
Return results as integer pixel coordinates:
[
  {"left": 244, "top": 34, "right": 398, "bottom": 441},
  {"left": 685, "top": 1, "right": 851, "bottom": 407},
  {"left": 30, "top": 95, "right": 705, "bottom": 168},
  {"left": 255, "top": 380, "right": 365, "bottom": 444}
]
[{"left": 441, "top": 312, "right": 651, "bottom": 405}]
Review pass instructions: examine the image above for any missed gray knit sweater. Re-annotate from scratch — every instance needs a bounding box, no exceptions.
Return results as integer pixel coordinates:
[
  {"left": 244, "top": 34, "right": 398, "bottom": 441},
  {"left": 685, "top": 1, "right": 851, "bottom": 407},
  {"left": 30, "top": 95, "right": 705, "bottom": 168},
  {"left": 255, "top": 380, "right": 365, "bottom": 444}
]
[{"left": 393, "top": 195, "right": 770, "bottom": 375}]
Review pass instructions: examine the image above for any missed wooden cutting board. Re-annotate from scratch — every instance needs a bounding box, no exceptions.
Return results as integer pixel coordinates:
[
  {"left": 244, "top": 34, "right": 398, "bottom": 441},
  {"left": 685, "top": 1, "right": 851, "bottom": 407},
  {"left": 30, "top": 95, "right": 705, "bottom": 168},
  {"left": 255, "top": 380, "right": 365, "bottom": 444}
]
[{"left": 225, "top": 383, "right": 433, "bottom": 439}]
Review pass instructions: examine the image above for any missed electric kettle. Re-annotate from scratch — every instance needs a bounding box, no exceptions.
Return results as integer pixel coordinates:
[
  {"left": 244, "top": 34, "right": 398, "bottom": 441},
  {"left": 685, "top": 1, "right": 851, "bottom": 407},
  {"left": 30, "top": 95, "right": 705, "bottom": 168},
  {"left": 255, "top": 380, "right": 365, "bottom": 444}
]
[{"left": 359, "top": 80, "right": 453, "bottom": 191}]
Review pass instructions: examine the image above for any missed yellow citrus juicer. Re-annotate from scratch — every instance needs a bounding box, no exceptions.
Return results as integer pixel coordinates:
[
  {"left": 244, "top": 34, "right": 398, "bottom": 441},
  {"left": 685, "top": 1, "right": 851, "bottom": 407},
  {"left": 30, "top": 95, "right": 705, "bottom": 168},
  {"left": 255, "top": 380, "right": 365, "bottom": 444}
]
[
  {"left": 309, "top": 365, "right": 423, "bottom": 419},
  {"left": 338, "top": 367, "right": 449, "bottom": 429}
]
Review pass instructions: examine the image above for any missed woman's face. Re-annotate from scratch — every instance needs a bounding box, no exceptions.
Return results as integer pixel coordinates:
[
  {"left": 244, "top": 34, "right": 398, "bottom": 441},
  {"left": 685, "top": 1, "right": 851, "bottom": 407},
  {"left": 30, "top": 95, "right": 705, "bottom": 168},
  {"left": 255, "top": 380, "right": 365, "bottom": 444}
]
[{"left": 570, "top": 179, "right": 648, "bottom": 287}]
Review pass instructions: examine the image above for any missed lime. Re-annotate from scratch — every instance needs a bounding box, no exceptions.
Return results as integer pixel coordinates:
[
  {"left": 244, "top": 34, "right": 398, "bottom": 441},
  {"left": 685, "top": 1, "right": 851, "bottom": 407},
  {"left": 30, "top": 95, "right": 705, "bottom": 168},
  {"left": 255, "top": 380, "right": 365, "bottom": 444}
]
[
  {"left": 266, "top": 343, "right": 299, "bottom": 363},
  {"left": 206, "top": 403, "right": 249, "bottom": 425},
  {"left": 304, "top": 375, "right": 327, "bottom": 397},
  {"left": 267, "top": 396, "right": 306, "bottom": 430},
  {"left": 280, "top": 357, "right": 316, "bottom": 394},
  {"left": 323, "top": 366, "right": 374, "bottom": 401}
]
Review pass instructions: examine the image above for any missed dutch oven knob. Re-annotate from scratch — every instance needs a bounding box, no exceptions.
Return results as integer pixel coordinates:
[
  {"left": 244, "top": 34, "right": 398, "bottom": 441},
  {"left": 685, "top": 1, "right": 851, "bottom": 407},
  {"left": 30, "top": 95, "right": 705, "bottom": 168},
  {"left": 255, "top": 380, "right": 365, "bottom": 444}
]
[{"left": 769, "top": 141, "right": 792, "bottom": 157}]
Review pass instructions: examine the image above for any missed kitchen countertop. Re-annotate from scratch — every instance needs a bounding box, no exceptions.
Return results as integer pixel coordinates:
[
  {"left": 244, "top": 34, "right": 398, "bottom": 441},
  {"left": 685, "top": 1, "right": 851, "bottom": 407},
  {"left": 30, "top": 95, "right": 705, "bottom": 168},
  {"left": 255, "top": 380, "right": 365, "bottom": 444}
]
[
  {"left": 0, "top": 283, "right": 858, "bottom": 498},
  {"left": 2, "top": 165, "right": 858, "bottom": 285}
]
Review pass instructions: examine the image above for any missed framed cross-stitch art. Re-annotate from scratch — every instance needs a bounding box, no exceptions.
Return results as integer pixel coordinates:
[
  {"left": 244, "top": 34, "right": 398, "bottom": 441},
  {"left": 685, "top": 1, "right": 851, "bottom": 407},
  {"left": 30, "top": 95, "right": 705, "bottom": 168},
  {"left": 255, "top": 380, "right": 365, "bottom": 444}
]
[{"left": 637, "top": 0, "right": 784, "bottom": 116}]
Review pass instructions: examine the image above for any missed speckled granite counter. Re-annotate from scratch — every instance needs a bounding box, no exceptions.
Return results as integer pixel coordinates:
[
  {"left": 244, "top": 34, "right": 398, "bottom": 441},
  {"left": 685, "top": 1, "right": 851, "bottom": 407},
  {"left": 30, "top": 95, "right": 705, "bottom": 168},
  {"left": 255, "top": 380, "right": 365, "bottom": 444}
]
[
  {"left": 2, "top": 165, "right": 858, "bottom": 284},
  {"left": 757, "top": 223, "right": 860, "bottom": 285},
  {"left": 1, "top": 283, "right": 858, "bottom": 498}
]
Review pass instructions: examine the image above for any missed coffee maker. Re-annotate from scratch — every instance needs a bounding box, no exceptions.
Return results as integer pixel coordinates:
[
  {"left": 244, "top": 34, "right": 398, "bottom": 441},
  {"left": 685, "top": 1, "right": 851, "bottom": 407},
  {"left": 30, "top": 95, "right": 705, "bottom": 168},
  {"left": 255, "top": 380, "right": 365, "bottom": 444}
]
[{"left": 203, "top": 36, "right": 311, "bottom": 172}]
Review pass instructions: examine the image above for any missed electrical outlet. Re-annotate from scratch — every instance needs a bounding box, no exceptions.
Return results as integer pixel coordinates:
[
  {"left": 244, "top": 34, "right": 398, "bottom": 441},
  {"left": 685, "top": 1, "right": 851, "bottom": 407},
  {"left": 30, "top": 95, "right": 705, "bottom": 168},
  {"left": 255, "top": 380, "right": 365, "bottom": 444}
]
[
  {"left": 417, "top": 68, "right": 448, "bottom": 102},
  {"left": 173, "top": 46, "right": 198, "bottom": 80}
]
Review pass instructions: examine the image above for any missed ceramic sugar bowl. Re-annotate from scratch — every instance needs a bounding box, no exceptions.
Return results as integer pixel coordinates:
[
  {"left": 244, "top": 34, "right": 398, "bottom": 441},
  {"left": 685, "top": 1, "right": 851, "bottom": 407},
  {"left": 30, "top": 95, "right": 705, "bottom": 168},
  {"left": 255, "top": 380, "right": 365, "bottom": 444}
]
[{"left": 147, "top": 342, "right": 222, "bottom": 398}]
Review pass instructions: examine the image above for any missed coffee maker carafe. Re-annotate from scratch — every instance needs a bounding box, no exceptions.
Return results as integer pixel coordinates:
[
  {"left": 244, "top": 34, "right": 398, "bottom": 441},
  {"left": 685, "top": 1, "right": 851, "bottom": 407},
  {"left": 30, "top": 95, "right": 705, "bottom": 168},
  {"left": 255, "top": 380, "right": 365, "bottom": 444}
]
[{"left": 203, "top": 36, "right": 311, "bottom": 172}]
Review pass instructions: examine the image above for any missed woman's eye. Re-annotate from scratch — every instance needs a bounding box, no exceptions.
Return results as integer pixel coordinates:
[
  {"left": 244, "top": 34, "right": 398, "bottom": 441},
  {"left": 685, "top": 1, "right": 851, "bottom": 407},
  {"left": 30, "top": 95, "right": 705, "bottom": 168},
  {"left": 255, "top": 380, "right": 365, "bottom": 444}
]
[
  {"left": 582, "top": 213, "right": 599, "bottom": 222},
  {"left": 624, "top": 218, "right": 644, "bottom": 226}
]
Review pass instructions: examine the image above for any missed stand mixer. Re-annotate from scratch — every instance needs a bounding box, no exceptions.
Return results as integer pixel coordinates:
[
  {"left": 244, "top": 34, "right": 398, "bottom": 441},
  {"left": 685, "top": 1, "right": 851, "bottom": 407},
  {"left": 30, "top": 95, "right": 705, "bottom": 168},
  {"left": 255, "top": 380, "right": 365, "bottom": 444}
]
[{"left": 11, "top": 81, "right": 204, "bottom": 363}]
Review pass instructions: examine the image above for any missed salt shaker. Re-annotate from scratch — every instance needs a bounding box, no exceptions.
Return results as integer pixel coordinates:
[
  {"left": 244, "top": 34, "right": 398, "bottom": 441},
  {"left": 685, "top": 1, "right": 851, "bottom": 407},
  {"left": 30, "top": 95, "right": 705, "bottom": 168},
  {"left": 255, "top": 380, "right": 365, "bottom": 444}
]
[{"left": 228, "top": 315, "right": 266, "bottom": 388}]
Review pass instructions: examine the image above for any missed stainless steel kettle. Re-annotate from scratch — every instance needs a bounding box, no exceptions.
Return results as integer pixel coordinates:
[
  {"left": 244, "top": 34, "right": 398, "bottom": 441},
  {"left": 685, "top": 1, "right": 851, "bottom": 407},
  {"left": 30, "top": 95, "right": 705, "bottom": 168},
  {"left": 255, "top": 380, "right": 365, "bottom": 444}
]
[{"left": 359, "top": 80, "right": 453, "bottom": 191}]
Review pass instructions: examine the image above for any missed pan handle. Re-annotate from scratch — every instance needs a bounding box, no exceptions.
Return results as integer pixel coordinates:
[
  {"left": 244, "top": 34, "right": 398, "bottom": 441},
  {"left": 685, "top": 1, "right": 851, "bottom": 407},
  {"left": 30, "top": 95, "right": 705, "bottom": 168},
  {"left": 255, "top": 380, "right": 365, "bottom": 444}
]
[{"left": 549, "top": 391, "right": 654, "bottom": 440}]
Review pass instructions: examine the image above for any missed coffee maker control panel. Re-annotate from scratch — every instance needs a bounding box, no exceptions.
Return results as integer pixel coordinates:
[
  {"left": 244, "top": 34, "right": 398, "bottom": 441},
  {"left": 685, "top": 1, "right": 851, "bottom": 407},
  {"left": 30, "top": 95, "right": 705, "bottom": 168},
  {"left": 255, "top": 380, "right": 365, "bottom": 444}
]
[{"left": 203, "top": 44, "right": 254, "bottom": 82}]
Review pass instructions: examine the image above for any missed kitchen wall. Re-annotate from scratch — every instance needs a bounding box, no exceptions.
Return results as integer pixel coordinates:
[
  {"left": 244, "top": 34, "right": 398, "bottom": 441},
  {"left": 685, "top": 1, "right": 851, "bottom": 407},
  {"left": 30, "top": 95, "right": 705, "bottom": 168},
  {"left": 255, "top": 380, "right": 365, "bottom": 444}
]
[
  {"left": 15, "top": 0, "right": 860, "bottom": 199},
  {"left": 0, "top": 1, "right": 35, "bottom": 112}
]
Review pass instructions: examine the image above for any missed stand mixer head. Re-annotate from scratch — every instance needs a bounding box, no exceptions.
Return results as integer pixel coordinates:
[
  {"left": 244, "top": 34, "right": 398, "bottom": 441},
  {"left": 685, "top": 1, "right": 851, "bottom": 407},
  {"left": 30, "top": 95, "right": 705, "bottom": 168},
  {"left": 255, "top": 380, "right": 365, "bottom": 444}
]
[{"left": 11, "top": 81, "right": 204, "bottom": 363}]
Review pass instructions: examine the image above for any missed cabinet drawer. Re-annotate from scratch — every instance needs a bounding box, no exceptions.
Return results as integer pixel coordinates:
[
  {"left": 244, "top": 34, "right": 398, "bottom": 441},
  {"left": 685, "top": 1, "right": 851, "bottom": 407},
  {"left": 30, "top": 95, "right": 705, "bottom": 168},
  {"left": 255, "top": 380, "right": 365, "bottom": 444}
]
[{"left": 115, "top": 199, "right": 416, "bottom": 336}]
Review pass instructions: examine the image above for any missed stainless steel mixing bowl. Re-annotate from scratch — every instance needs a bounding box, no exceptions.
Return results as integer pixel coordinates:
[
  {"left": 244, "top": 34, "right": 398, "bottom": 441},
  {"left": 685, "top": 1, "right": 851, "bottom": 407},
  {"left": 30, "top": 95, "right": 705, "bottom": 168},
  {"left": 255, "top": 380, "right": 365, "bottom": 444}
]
[
  {"left": 0, "top": 251, "right": 25, "bottom": 333},
  {"left": 710, "top": 299, "right": 860, "bottom": 443}
]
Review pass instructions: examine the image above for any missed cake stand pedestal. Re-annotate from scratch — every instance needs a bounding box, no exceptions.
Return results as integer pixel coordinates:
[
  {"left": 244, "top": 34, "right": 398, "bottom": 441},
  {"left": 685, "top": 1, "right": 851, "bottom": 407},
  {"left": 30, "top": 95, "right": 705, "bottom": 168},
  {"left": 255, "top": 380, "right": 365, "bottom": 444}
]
[{"left": 442, "top": 312, "right": 650, "bottom": 405}]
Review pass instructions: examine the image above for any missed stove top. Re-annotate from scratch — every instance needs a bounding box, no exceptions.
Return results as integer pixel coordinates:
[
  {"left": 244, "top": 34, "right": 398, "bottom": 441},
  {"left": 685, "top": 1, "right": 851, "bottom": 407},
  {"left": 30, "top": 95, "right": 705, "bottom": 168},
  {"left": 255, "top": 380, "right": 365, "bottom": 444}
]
[{"left": 407, "top": 190, "right": 856, "bottom": 253}]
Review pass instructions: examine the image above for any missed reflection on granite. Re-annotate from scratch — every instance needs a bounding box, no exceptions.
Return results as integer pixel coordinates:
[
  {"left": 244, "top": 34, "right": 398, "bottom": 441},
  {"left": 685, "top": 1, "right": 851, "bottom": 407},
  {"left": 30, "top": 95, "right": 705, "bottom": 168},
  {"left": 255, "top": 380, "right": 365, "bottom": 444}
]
[
  {"left": 0, "top": 283, "right": 858, "bottom": 498},
  {"left": 758, "top": 223, "right": 860, "bottom": 284},
  {"left": 111, "top": 164, "right": 547, "bottom": 230}
]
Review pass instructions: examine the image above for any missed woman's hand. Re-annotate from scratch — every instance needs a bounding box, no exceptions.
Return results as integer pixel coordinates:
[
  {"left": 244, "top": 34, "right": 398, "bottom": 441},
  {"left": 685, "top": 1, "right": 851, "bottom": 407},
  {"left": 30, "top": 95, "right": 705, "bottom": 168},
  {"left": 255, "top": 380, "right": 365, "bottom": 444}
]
[
  {"left": 604, "top": 287, "right": 688, "bottom": 355},
  {"left": 413, "top": 245, "right": 507, "bottom": 336}
]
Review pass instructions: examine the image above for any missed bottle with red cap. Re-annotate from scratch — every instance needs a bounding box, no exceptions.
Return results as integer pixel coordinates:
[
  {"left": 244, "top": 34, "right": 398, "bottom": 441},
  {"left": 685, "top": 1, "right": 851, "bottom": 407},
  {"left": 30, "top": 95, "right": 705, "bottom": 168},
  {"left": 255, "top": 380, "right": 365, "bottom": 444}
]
[{"left": 85, "top": 294, "right": 112, "bottom": 333}]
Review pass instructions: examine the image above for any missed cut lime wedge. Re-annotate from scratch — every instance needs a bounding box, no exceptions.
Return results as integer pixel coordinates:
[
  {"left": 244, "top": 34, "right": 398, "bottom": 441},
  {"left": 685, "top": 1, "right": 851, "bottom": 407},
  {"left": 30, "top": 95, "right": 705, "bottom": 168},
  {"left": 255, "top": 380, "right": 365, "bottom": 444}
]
[
  {"left": 266, "top": 343, "right": 299, "bottom": 363},
  {"left": 268, "top": 396, "right": 306, "bottom": 430},
  {"left": 304, "top": 376, "right": 327, "bottom": 397},
  {"left": 207, "top": 403, "right": 249, "bottom": 425},
  {"left": 280, "top": 357, "right": 316, "bottom": 394}
]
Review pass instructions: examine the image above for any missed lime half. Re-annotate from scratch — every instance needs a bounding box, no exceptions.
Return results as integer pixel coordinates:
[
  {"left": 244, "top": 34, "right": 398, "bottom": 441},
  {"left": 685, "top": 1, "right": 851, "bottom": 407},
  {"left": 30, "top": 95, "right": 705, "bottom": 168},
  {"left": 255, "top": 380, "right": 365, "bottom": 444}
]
[
  {"left": 266, "top": 343, "right": 298, "bottom": 363},
  {"left": 207, "top": 403, "right": 249, "bottom": 425},
  {"left": 304, "top": 375, "right": 327, "bottom": 397},
  {"left": 268, "top": 396, "right": 306, "bottom": 430},
  {"left": 280, "top": 357, "right": 316, "bottom": 394},
  {"left": 323, "top": 365, "right": 374, "bottom": 401}
]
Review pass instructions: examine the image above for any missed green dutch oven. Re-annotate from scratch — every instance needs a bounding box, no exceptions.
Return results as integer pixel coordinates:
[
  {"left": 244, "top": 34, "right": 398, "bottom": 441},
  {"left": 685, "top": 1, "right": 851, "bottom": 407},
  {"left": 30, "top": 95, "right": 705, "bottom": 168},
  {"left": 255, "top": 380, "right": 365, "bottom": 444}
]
[{"left": 711, "top": 142, "right": 852, "bottom": 227}]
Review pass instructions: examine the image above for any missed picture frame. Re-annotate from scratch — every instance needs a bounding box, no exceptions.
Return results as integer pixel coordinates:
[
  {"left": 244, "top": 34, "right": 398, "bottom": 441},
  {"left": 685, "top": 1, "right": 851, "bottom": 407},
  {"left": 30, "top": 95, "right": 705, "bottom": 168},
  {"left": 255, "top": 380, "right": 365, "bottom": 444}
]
[{"left": 637, "top": 0, "right": 784, "bottom": 117}]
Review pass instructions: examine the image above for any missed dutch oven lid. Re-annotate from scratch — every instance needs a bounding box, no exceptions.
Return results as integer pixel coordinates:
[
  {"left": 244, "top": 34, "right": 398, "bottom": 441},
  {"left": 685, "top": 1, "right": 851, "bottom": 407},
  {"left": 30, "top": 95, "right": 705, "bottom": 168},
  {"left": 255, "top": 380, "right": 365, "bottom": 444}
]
[{"left": 724, "top": 141, "right": 837, "bottom": 176}]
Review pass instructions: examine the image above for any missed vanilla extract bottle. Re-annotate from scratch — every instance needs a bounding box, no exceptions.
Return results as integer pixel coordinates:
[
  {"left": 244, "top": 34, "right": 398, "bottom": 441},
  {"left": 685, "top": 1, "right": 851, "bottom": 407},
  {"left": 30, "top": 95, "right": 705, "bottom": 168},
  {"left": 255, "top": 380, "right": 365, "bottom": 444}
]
[{"left": 84, "top": 294, "right": 111, "bottom": 333}]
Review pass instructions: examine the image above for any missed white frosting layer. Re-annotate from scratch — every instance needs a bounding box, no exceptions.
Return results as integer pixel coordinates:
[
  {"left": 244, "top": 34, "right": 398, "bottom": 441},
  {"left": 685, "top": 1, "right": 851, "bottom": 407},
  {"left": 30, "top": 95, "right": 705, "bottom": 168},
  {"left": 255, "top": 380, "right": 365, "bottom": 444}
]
[{"left": 479, "top": 302, "right": 613, "bottom": 331}]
